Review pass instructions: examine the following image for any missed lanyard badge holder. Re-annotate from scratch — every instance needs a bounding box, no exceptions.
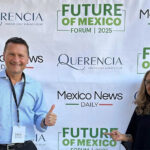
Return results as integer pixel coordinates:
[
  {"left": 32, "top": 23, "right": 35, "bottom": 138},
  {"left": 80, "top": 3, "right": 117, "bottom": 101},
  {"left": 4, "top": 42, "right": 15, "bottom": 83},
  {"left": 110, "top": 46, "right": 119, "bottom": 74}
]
[{"left": 8, "top": 73, "right": 26, "bottom": 143}]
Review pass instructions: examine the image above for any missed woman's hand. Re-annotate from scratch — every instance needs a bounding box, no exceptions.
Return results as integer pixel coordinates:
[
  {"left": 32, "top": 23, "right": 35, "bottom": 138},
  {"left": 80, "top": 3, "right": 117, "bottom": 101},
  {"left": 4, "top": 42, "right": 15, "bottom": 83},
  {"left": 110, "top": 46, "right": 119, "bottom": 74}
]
[{"left": 104, "top": 130, "right": 127, "bottom": 141}]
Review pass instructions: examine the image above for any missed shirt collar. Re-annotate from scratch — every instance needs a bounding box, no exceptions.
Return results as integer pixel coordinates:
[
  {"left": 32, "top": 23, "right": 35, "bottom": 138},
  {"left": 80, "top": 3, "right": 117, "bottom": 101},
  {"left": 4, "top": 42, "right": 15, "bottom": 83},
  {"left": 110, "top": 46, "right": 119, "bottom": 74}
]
[
  {"left": 0, "top": 69, "right": 7, "bottom": 78},
  {"left": 0, "top": 69, "right": 31, "bottom": 83}
]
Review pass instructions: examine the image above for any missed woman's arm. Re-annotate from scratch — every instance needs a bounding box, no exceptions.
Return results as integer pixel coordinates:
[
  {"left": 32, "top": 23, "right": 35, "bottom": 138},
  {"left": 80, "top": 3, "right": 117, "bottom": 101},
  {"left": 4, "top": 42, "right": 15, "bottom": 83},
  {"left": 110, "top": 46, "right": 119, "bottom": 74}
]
[{"left": 105, "top": 130, "right": 133, "bottom": 142}]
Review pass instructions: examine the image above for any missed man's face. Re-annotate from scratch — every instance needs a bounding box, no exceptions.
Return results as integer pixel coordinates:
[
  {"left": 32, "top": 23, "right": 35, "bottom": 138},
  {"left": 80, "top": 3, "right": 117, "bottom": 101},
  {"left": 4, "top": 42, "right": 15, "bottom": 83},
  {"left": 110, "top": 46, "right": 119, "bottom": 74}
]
[{"left": 3, "top": 42, "right": 29, "bottom": 75}]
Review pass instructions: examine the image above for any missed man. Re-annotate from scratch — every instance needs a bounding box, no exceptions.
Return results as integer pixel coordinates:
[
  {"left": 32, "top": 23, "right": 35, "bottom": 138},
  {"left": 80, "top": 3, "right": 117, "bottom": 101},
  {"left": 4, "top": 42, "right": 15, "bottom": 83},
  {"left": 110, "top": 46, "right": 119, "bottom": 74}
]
[{"left": 0, "top": 37, "right": 57, "bottom": 150}]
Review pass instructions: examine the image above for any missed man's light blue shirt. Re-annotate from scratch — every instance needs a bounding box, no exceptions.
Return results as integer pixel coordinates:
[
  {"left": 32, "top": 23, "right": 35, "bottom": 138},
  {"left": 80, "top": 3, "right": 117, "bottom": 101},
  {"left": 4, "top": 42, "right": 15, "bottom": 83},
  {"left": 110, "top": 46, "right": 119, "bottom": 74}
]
[{"left": 0, "top": 70, "right": 48, "bottom": 144}]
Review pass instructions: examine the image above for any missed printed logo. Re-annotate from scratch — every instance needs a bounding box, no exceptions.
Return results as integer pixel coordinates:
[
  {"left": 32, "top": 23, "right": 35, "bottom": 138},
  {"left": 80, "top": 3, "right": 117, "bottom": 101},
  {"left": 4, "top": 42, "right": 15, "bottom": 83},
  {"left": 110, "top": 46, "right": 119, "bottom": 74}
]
[
  {"left": 0, "top": 12, "right": 44, "bottom": 26},
  {"left": 134, "top": 91, "right": 138, "bottom": 100},
  {"left": 0, "top": 55, "right": 44, "bottom": 71},
  {"left": 139, "top": 9, "right": 150, "bottom": 26},
  {"left": 57, "top": 2, "right": 126, "bottom": 34},
  {"left": 57, "top": 54, "right": 123, "bottom": 70},
  {"left": 137, "top": 47, "right": 150, "bottom": 74},
  {"left": 58, "top": 127, "right": 119, "bottom": 150},
  {"left": 27, "top": 55, "right": 44, "bottom": 69},
  {"left": 57, "top": 91, "right": 123, "bottom": 107},
  {"left": 34, "top": 133, "right": 46, "bottom": 146}
]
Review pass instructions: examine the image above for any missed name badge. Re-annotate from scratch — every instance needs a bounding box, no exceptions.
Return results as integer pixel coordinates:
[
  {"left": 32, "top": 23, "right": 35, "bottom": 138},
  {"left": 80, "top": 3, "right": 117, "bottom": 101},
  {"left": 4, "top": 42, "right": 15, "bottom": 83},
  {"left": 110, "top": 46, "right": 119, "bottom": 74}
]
[{"left": 12, "top": 126, "right": 25, "bottom": 143}]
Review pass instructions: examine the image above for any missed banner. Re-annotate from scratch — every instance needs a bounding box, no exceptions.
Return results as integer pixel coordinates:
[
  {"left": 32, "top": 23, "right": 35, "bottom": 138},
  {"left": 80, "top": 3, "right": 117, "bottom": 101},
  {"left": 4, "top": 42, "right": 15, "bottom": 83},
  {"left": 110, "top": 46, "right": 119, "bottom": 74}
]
[{"left": 0, "top": 0, "right": 149, "bottom": 149}]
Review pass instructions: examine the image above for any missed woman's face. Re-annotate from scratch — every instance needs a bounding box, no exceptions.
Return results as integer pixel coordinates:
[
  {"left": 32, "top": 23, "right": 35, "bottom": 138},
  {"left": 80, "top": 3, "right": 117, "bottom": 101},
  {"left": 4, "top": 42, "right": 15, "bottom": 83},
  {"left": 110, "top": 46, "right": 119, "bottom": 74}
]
[{"left": 145, "top": 72, "right": 150, "bottom": 95}]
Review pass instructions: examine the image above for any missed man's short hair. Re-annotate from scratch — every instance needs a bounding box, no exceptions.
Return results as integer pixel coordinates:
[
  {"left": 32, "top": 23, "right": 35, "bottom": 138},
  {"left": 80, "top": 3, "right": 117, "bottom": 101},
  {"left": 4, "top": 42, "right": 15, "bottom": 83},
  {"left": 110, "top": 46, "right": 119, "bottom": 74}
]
[{"left": 4, "top": 37, "right": 29, "bottom": 56}]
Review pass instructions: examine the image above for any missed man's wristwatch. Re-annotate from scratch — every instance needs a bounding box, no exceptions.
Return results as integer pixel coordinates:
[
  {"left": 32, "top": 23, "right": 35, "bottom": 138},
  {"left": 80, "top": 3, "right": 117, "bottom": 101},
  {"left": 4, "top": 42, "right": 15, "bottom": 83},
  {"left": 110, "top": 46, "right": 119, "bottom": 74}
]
[{"left": 43, "top": 118, "right": 47, "bottom": 126}]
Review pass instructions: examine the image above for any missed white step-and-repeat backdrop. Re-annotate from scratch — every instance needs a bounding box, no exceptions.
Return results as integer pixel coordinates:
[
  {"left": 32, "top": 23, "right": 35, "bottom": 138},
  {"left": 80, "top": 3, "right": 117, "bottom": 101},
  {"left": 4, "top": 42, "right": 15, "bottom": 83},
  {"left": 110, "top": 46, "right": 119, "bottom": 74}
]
[{"left": 0, "top": 0, "right": 149, "bottom": 150}]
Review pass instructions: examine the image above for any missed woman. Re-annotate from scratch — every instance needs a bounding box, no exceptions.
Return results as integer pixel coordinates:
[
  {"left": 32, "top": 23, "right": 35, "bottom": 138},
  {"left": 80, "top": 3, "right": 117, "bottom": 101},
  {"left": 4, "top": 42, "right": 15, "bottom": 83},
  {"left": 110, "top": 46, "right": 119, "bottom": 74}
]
[{"left": 105, "top": 70, "right": 150, "bottom": 150}]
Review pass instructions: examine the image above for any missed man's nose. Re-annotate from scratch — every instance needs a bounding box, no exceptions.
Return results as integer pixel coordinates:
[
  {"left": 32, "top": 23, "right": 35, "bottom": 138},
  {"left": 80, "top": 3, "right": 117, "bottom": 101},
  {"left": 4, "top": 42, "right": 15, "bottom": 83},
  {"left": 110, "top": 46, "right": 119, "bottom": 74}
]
[{"left": 12, "top": 56, "right": 20, "bottom": 63}]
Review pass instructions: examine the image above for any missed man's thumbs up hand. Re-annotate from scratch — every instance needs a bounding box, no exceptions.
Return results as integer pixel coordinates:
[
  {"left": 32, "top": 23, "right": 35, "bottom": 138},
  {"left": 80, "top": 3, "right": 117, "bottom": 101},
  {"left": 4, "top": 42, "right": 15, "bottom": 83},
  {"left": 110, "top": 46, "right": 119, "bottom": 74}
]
[
  {"left": 45, "top": 104, "right": 57, "bottom": 126},
  {"left": 49, "top": 104, "right": 55, "bottom": 113}
]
